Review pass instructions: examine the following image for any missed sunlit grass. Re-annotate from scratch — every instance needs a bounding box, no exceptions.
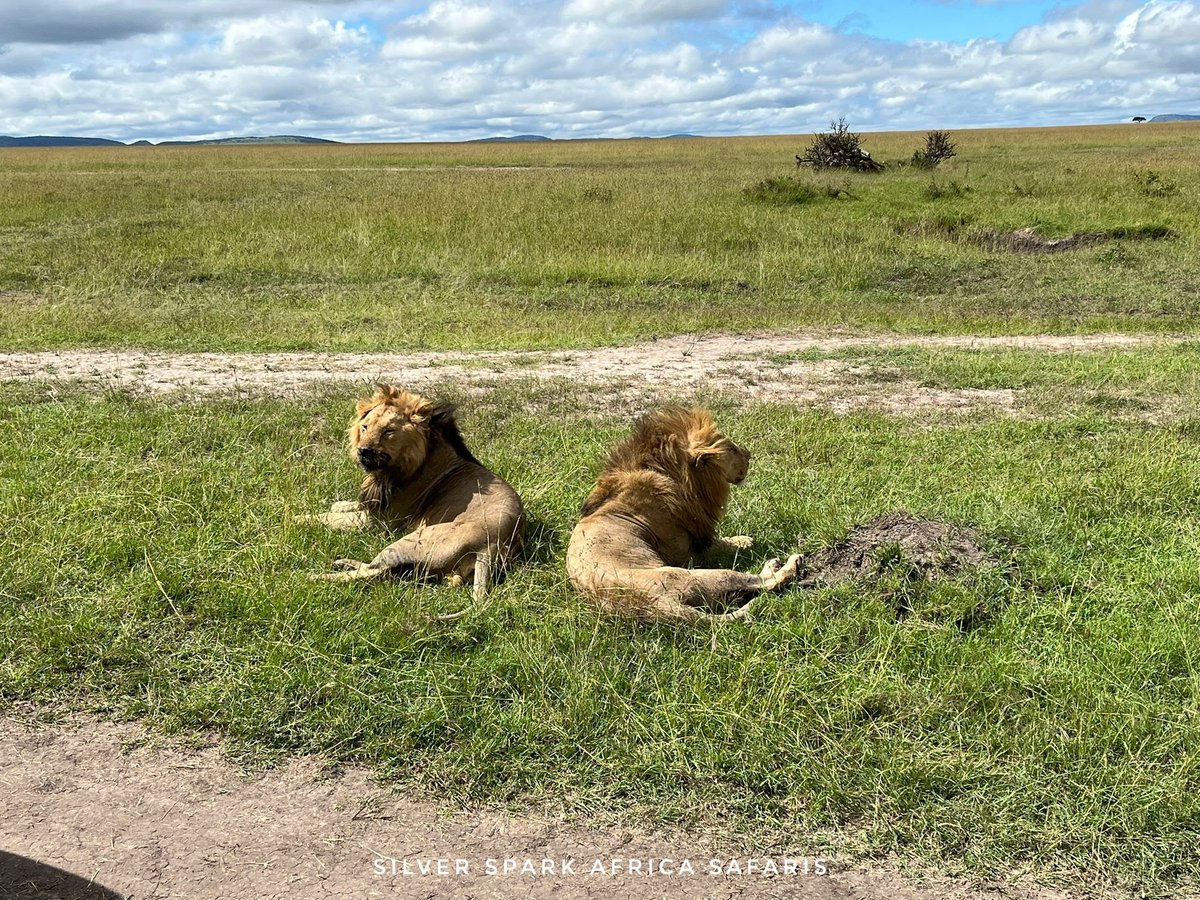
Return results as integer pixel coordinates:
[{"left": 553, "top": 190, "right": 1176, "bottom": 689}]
[
  {"left": 2, "top": 123, "right": 1198, "bottom": 351},
  {"left": 3, "top": 378, "right": 1200, "bottom": 894}
]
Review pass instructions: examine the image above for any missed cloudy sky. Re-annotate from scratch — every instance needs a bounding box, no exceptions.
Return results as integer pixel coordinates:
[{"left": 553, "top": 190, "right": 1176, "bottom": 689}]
[{"left": 0, "top": 0, "right": 1197, "bottom": 142}]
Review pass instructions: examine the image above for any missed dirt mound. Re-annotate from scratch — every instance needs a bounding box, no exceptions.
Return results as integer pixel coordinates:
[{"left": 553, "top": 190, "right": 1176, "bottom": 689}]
[
  {"left": 804, "top": 511, "right": 994, "bottom": 586},
  {"left": 907, "top": 220, "right": 1173, "bottom": 255},
  {"left": 975, "top": 227, "right": 1105, "bottom": 254}
]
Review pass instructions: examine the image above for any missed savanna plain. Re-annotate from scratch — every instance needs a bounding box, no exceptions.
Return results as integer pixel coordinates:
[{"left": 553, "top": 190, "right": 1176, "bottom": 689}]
[{"left": 2, "top": 124, "right": 1200, "bottom": 897}]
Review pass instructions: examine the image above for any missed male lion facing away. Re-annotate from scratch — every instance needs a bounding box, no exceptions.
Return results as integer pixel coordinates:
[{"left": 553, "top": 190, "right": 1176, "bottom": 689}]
[
  {"left": 566, "top": 408, "right": 801, "bottom": 623},
  {"left": 309, "top": 386, "right": 525, "bottom": 610}
]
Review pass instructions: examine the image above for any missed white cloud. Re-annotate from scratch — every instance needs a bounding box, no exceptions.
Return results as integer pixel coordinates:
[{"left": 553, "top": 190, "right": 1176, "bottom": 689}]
[
  {"left": 221, "top": 15, "right": 369, "bottom": 64},
  {"left": 562, "top": 0, "right": 729, "bottom": 25},
  {"left": 1008, "top": 19, "right": 1112, "bottom": 54},
  {"left": 0, "top": 1, "right": 1198, "bottom": 142}
]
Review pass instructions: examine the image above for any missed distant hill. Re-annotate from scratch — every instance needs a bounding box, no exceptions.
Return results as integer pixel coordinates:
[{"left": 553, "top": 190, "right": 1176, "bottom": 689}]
[
  {"left": 1150, "top": 114, "right": 1200, "bottom": 122},
  {"left": 467, "top": 134, "right": 553, "bottom": 143},
  {"left": 0, "top": 135, "right": 125, "bottom": 147},
  {"left": 469, "top": 133, "right": 703, "bottom": 143},
  {"left": 156, "top": 135, "right": 339, "bottom": 146}
]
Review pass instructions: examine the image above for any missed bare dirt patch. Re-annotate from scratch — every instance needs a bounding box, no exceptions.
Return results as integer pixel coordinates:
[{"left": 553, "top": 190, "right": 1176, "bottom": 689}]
[
  {"left": 0, "top": 716, "right": 1083, "bottom": 900},
  {"left": 975, "top": 228, "right": 1106, "bottom": 254},
  {"left": 0, "top": 331, "right": 1172, "bottom": 415},
  {"left": 803, "top": 511, "right": 994, "bottom": 586},
  {"left": 907, "top": 222, "right": 1174, "bottom": 254}
]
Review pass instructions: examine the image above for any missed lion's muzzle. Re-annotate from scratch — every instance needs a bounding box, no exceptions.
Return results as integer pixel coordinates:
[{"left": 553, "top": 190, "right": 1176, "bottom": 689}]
[{"left": 357, "top": 447, "right": 386, "bottom": 470}]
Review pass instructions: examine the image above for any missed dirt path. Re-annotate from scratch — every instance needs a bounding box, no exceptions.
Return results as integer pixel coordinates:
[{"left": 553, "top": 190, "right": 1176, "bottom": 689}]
[
  {"left": 0, "top": 331, "right": 1176, "bottom": 413},
  {"left": 0, "top": 717, "right": 1080, "bottom": 900}
]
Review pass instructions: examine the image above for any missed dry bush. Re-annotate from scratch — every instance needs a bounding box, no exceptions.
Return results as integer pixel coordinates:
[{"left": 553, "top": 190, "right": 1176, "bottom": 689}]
[
  {"left": 913, "top": 130, "right": 956, "bottom": 169},
  {"left": 796, "top": 118, "right": 883, "bottom": 172}
]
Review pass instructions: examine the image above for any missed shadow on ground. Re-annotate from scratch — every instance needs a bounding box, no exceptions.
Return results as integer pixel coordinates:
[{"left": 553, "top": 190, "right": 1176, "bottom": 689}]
[{"left": 0, "top": 851, "right": 123, "bottom": 900}]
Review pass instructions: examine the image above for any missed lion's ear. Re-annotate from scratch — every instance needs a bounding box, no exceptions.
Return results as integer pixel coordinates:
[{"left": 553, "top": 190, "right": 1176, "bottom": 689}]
[
  {"left": 686, "top": 435, "right": 723, "bottom": 464},
  {"left": 428, "top": 402, "right": 457, "bottom": 427},
  {"left": 409, "top": 398, "right": 438, "bottom": 425}
]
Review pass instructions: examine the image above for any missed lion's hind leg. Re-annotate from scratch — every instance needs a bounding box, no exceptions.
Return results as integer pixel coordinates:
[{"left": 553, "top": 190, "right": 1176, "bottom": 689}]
[
  {"left": 640, "top": 553, "right": 803, "bottom": 622},
  {"left": 435, "top": 550, "right": 494, "bottom": 621},
  {"left": 314, "top": 522, "right": 484, "bottom": 588}
]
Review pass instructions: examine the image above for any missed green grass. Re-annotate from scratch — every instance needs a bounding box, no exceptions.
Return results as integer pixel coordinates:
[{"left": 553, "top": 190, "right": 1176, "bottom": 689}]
[
  {"left": 767, "top": 341, "right": 1200, "bottom": 418},
  {"left": 5, "top": 122, "right": 1200, "bottom": 895},
  {"left": 2, "top": 123, "right": 1199, "bottom": 351},
  {"left": 3, "top": 378, "right": 1200, "bottom": 894}
]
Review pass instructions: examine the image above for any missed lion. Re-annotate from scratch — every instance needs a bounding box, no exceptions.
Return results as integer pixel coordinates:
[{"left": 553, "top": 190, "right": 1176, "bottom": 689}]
[
  {"left": 308, "top": 385, "right": 525, "bottom": 612},
  {"left": 565, "top": 407, "right": 801, "bottom": 623}
]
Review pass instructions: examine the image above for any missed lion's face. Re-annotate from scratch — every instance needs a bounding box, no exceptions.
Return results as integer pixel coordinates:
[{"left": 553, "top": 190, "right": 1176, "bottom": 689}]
[
  {"left": 348, "top": 387, "right": 435, "bottom": 477},
  {"left": 708, "top": 436, "right": 751, "bottom": 485}
]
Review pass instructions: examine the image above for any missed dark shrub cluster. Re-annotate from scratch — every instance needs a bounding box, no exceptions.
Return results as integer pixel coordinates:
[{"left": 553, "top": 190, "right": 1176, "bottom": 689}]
[
  {"left": 913, "top": 130, "right": 957, "bottom": 169},
  {"left": 796, "top": 118, "right": 884, "bottom": 172}
]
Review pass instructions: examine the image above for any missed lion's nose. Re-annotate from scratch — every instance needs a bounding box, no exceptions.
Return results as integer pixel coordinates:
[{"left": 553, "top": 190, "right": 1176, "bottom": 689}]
[{"left": 358, "top": 447, "right": 382, "bottom": 470}]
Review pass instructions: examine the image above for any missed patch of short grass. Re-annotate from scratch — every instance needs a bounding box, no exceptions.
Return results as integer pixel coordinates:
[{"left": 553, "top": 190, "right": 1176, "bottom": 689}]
[{"left": 2, "top": 380, "right": 1200, "bottom": 895}]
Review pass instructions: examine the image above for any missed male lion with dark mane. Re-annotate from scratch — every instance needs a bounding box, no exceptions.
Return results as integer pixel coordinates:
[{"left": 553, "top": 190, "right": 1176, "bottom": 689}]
[
  {"left": 566, "top": 408, "right": 801, "bottom": 623},
  {"left": 309, "top": 386, "right": 525, "bottom": 610}
]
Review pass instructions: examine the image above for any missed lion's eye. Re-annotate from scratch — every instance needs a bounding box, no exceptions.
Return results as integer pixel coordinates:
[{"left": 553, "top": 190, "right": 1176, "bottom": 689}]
[
  {"left": 360, "top": 424, "right": 367, "bottom": 431},
  {"left": 384, "top": 428, "right": 395, "bottom": 437}
]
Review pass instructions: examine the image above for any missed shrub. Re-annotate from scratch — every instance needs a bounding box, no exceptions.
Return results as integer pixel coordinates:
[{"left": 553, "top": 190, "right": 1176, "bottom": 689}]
[
  {"left": 796, "top": 118, "right": 883, "bottom": 171},
  {"left": 912, "top": 130, "right": 956, "bottom": 169},
  {"left": 1135, "top": 170, "right": 1178, "bottom": 198}
]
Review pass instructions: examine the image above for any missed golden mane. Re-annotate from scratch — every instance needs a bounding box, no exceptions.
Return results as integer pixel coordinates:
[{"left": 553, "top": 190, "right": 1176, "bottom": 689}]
[
  {"left": 350, "top": 385, "right": 480, "bottom": 511},
  {"left": 581, "top": 406, "right": 731, "bottom": 543}
]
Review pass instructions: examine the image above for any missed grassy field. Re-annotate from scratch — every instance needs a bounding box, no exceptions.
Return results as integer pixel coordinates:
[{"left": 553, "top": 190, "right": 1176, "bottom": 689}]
[
  {"left": 1, "top": 123, "right": 1199, "bottom": 351},
  {"left": 3, "top": 127, "right": 1200, "bottom": 896},
  {"left": 4, "top": 356, "right": 1200, "bottom": 893}
]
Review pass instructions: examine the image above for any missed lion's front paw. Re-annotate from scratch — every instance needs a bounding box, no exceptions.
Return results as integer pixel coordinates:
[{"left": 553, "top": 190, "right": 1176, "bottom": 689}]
[
  {"left": 759, "top": 557, "right": 782, "bottom": 578},
  {"left": 725, "top": 535, "right": 754, "bottom": 550},
  {"left": 331, "top": 558, "right": 365, "bottom": 572}
]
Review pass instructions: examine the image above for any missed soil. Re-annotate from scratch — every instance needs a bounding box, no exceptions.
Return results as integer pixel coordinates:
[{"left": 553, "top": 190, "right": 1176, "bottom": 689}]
[
  {"left": 0, "top": 330, "right": 1169, "bottom": 413},
  {"left": 0, "top": 717, "right": 1082, "bottom": 900},
  {"left": 973, "top": 228, "right": 1107, "bottom": 254},
  {"left": 908, "top": 222, "right": 1166, "bottom": 254},
  {"left": 803, "top": 511, "right": 994, "bottom": 586}
]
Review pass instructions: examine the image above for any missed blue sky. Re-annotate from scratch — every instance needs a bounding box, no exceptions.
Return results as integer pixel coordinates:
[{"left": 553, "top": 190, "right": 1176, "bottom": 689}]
[
  {"left": 0, "top": 1, "right": 1198, "bottom": 142},
  {"left": 803, "top": 0, "right": 1063, "bottom": 43}
]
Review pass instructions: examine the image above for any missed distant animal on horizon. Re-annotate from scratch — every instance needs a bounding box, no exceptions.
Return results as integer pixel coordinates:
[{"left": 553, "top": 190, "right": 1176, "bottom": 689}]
[
  {"left": 566, "top": 408, "right": 801, "bottom": 623},
  {"left": 306, "top": 386, "right": 524, "bottom": 615}
]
